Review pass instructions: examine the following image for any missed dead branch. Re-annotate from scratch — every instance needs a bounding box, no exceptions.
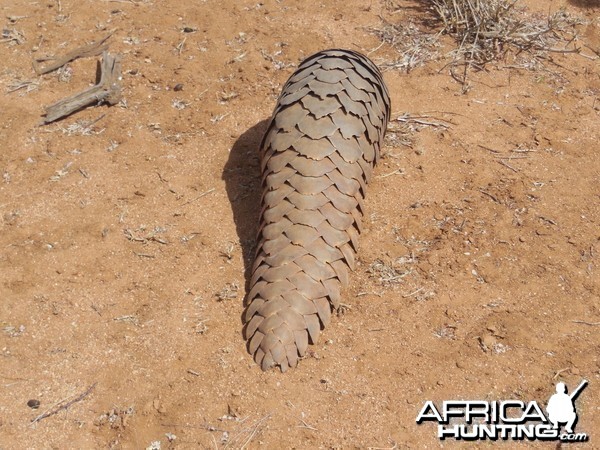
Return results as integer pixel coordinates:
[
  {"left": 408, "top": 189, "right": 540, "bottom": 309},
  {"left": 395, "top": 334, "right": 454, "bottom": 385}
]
[
  {"left": 42, "top": 51, "right": 122, "bottom": 124},
  {"left": 33, "top": 32, "right": 113, "bottom": 75}
]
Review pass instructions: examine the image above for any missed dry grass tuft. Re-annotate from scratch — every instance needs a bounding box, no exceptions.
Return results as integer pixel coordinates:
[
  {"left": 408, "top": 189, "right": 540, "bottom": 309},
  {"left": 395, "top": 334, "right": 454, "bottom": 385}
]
[
  {"left": 368, "top": 257, "right": 413, "bottom": 286},
  {"left": 367, "top": 21, "right": 441, "bottom": 72},
  {"left": 433, "top": 0, "right": 582, "bottom": 86},
  {"left": 216, "top": 282, "right": 240, "bottom": 301},
  {"left": 375, "top": 0, "right": 583, "bottom": 86}
]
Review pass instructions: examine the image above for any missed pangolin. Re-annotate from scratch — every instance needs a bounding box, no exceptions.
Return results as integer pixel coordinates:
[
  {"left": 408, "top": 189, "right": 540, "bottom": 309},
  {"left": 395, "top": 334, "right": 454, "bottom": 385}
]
[{"left": 243, "top": 49, "right": 391, "bottom": 371}]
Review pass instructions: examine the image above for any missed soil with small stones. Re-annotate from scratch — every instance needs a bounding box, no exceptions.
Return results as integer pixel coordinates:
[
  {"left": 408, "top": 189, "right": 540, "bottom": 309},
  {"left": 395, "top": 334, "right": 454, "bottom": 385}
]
[{"left": 1, "top": 0, "right": 599, "bottom": 448}]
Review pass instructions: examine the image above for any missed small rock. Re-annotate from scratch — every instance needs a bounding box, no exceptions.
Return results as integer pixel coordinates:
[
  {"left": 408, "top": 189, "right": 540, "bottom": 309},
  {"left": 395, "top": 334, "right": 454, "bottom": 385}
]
[
  {"left": 153, "top": 398, "right": 166, "bottom": 414},
  {"left": 27, "top": 399, "right": 41, "bottom": 409}
]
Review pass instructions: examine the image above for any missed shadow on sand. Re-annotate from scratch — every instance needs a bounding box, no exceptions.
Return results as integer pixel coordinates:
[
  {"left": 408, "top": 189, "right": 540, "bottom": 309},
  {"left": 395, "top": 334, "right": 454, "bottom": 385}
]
[{"left": 222, "top": 119, "right": 270, "bottom": 292}]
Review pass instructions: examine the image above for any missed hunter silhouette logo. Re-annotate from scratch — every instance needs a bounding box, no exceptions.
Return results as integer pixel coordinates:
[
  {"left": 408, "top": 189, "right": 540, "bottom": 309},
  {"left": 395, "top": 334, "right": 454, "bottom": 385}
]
[
  {"left": 416, "top": 380, "right": 589, "bottom": 442},
  {"left": 547, "top": 380, "right": 587, "bottom": 434}
]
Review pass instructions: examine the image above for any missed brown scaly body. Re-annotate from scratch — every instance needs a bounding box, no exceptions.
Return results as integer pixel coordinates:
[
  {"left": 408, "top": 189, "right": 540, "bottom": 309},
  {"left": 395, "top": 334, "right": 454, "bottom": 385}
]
[{"left": 243, "top": 49, "right": 391, "bottom": 371}]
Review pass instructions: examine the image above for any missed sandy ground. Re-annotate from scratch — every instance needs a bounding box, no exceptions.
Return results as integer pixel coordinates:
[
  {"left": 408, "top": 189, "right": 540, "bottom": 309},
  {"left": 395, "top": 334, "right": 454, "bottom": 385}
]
[{"left": 1, "top": 0, "right": 599, "bottom": 448}]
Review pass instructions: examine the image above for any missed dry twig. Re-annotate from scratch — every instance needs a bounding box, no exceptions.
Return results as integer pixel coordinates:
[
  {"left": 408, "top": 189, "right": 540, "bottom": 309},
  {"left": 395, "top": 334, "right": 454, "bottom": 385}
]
[
  {"left": 31, "top": 383, "right": 97, "bottom": 424},
  {"left": 572, "top": 320, "right": 600, "bottom": 326},
  {"left": 33, "top": 32, "right": 113, "bottom": 75},
  {"left": 225, "top": 414, "right": 271, "bottom": 450},
  {"left": 181, "top": 188, "right": 216, "bottom": 206},
  {"left": 297, "top": 418, "right": 318, "bottom": 431}
]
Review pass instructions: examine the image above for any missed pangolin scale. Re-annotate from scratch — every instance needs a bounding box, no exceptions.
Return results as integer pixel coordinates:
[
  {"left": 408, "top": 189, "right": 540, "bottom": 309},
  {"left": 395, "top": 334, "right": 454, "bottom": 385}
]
[{"left": 243, "top": 49, "right": 390, "bottom": 371}]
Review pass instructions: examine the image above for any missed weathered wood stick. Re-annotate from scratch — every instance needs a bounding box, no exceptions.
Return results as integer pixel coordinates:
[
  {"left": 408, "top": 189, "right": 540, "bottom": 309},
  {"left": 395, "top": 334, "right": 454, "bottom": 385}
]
[
  {"left": 42, "top": 51, "right": 122, "bottom": 124},
  {"left": 33, "top": 32, "right": 113, "bottom": 75},
  {"left": 30, "top": 382, "right": 97, "bottom": 424}
]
